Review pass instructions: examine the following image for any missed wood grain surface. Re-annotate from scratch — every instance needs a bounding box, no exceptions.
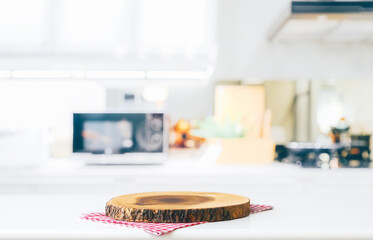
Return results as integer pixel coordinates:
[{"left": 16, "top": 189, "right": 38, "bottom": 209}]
[{"left": 105, "top": 191, "right": 250, "bottom": 223}]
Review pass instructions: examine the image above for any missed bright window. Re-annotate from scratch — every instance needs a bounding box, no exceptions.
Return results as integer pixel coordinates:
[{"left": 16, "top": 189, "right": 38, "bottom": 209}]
[
  {"left": 0, "top": 0, "right": 46, "bottom": 52},
  {"left": 0, "top": 81, "right": 106, "bottom": 129},
  {"left": 0, "top": 0, "right": 216, "bottom": 65},
  {"left": 139, "top": 0, "right": 215, "bottom": 58}
]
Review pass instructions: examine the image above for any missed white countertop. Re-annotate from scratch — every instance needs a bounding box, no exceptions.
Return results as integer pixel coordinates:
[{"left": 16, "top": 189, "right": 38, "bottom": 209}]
[
  {"left": 1, "top": 155, "right": 373, "bottom": 239},
  {"left": 1, "top": 191, "right": 373, "bottom": 240}
]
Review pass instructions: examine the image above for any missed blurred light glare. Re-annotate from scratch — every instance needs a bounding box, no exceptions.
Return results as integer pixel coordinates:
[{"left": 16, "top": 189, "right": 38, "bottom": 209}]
[
  {"left": 86, "top": 71, "right": 146, "bottom": 79},
  {"left": 0, "top": 70, "right": 11, "bottom": 78},
  {"left": 72, "top": 70, "right": 86, "bottom": 79},
  {"left": 316, "top": 15, "right": 328, "bottom": 21},
  {"left": 317, "top": 94, "right": 344, "bottom": 133},
  {"left": 319, "top": 153, "right": 330, "bottom": 162},
  {"left": 142, "top": 86, "right": 169, "bottom": 103},
  {"left": 12, "top": 70, "right": 72, "bottom": 79},
  {"left": 147, "top": 71, "right": 207, "bottom": 79}
]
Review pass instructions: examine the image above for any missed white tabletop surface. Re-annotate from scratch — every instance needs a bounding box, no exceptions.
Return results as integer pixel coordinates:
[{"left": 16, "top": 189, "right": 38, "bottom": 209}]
[
  {"left": 1, "top": 191, "right": 373, "bottom": 240},
  {"left": 1, "top": 156, "right": 373, "bottom": 239}
]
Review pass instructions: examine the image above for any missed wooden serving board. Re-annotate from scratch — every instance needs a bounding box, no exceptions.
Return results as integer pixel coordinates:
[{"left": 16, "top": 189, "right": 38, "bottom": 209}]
[{"left": 105, "top": 191, "right": 250, "bottom": 223}]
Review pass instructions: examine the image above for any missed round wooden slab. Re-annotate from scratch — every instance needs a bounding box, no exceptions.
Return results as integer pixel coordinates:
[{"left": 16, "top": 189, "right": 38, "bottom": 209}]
[{"left": 105, "top": 191, "right": 250, "bottom": 223}]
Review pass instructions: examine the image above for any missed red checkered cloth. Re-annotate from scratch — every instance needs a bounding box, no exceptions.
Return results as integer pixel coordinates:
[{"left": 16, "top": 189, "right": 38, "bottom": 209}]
[{"left": 80, "top": 204, "right": 273, "bottom": 236}]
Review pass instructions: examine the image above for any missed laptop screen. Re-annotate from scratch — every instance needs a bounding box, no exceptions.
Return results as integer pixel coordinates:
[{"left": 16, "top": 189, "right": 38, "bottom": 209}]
[{"left": 73, "top": 113, "right": 164, "bottom": 154}]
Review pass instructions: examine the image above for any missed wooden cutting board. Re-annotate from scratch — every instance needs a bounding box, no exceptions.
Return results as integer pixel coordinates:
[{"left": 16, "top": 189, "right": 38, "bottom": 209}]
[{"left": 105, "top": 191, "right": 250, "bottom": 223}]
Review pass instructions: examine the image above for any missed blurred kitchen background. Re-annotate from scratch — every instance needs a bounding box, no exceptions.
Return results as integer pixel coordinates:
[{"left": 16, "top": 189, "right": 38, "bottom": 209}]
[{"left": 1, "top": 0, "right": 373, "bottom": 169}]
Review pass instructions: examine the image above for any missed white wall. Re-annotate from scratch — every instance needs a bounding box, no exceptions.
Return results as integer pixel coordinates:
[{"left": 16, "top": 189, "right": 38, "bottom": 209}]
[
  {"left": 0, "top": 80, "right": 106, "bottom": 157},
  {"left": 105, "top": 0, "right": 373, "bottom": 128},
  {"left": 213, "top": 0, "right": 373, "bottom": 81},
  {"left": 106, "top": 81, "right": 214, "bottom": 121},
  {"left": 213, "top": 0, "right": 288, "bottom": 80}
]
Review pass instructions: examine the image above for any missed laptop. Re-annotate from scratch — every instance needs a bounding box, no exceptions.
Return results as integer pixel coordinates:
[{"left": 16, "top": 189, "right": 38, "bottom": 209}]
[{"left": 72, "top": 112, "right": 168, "bottom": 164}]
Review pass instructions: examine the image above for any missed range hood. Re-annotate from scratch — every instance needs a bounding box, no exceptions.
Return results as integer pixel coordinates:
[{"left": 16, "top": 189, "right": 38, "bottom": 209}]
[{"left": 268, "top": 1, "right": 373, "bottom": 42}]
